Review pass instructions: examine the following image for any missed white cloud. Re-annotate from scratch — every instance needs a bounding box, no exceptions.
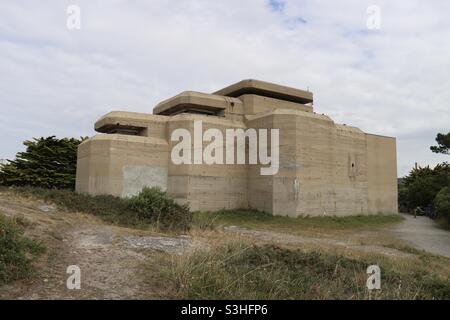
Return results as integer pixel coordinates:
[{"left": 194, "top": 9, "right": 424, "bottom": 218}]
[{"left": 0, "top": 0, "right": 449, "bottom": 176}]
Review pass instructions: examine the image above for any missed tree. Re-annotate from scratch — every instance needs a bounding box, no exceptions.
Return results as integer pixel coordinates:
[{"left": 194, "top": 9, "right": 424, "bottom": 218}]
[
  {"left": 399, "top": 163, "right": 450, "bottom": 211},
  {"left": 430, "top": 132, "right": 450, "bottom": 155},
  {"left": 399, "top": 132, "right": 450, "bottom": 217},
  {"left": 0, "top": 136, "right": 86, "bottom": 190},
  {"left": 434, "top": 187, "right": 450, "bottom": 223}
]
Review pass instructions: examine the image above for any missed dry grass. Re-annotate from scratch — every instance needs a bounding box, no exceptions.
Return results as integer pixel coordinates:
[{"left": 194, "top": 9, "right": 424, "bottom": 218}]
[
  {"left": 193, "top": 209, "right": 403, "bottom": 232},
  {"left": 155, "top": 238, "right": 450, "bottom": 300},
  {"left": 9, "top": 186, "right": 191, "bottom": 232},
  {"left": 154, "top": 210, "right": 450, "bottom": 300},
  {"left": 0, "top": 213, "right": 45, "bottom": 285},
  {"left": 2, "top": 188, "right": 448, "bottom": 300}
]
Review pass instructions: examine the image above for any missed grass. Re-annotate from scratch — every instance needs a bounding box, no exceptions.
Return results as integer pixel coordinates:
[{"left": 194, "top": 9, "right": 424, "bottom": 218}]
[
  {"left": 2, "top": 186, "right": 449, "bottom": 300},
  {"left": 9, "top": 187, "right": 191, "bottom": 231},
  {"left": 436, "top": 217, "right": 450, "bottom": 231},
  {"left": 7, "top": 187, "right": 402, "bottom": 234},
  {"left": 160, "top": 241, "right": 450, "bottom": 300},
  {"left": 12, "top": 187, "right": 145, "bottom": 226},
  {"left": 193, "top": 209, "right": 404, "bottom": 233},
  {"left": 0, "top": 213, "right": 45, "bottom": 285}
]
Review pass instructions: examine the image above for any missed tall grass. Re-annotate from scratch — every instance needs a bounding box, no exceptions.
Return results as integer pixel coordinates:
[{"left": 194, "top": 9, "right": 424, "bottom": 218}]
[
  {"left": 0, "top": 214, "right": 45, "bottom": 285},
  {"left": 162, "top": 241, "right": 450, "bottom": 300}
]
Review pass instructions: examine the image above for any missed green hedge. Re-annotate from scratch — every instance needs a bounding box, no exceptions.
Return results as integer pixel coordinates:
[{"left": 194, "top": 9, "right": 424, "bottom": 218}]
[{"left": 0, "top": 136, "right": 86, "bottom": 190}]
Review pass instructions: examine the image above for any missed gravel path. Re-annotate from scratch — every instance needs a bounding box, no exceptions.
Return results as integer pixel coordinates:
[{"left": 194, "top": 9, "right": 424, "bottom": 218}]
[{"left": 391, "top": 214, "right": 450, "bottom": 258}]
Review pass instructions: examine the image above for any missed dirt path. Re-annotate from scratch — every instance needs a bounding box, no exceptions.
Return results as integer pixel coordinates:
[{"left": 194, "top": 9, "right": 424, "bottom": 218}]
[
  {"left": 224, "top": 215, "right": 450, "bottom": 259},
  {"left": 390, "top": 214, "right": 450, "bottom": 258},
  {"left": 0, "top": 192, "right": 190, "bottom": 299}
]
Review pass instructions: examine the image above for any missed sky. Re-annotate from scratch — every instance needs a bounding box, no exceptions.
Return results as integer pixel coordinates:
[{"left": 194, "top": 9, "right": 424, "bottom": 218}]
[{"left": 0, "top": 0, "right": 449, "bottom": 177}]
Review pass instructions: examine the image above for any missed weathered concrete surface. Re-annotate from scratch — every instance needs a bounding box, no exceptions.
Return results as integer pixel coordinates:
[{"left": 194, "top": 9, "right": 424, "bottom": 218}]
[
  {"left": 122, "top": 165, "right": 168, "bottom": 197},
  {"left": 76, "top": 134, "right": 169, "bottom": 197},
  {"left": 366, "top": 134, "right": 398, "bottom": 214},
  {"left": 76, "top": 79, "right": 398, "bottom": 217},
  {"left": 391, "top": 214, "right": 450, "bottom": 258},
  {"left": 123, "top": 235, "right": 194, "bottom": 254}
]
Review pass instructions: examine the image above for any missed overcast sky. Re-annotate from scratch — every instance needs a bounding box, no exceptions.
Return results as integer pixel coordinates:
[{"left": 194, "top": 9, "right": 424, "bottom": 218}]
[{"left": 0, "top": 0, "right": 449, "bottom": 176}]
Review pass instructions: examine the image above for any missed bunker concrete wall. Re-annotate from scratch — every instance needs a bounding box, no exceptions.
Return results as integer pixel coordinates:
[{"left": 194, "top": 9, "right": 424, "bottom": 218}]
[
  {"left": 366, "top": 134, "right": 398, "bottom": 214},
  {"left": 75, "top": 134, "right": 169, "bottom": 197},
  {"left": 247, "top": 109, "right": 370, "bottom": 217},
  {"left": 239, "top": 94, "right": 312, "bottom": 115},
  {"left": 166, "top": 114, "right": 248, "bottom": 211},
  {"left": 246, "top": 115, "right": 276, "bottom": 214}
]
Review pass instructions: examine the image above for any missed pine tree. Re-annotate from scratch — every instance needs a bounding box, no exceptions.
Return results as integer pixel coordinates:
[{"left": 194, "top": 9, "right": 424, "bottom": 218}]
[
  {"left": 0, "top": 136, "right": 86, "bottom": 189},
  {"left": 430, "top": 132, "right": 450, "bottom": 155}
]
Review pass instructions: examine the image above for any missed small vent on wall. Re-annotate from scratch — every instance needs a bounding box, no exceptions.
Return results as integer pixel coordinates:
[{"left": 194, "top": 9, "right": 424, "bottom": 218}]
[{"left": 348, "top": 154, "right": 357, "bottom": 178}]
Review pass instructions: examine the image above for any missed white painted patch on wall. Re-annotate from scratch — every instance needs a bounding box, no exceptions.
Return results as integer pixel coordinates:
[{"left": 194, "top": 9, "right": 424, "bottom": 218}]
[
  {"left": 293, "top": 178, "right": 299, "bottom": 200},
  {"left": 122, "top": 165, "right": 168, "bottom": 198}
]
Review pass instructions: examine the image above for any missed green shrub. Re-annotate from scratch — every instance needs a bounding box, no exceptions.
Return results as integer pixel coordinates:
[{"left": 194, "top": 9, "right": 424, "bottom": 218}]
[
  {"left": 14, "top": 187, "right": 138, "bottom": 225},
  {"left": 434, "top": 187, "right": 450, "bottom": 223},
  {"left": 14, "top": 186, "right": 192, "bottom": 231},
  {"left": 128, "top": 187, "right": 192, "bottom": 231},
  {"left": 0, "top": 214, "right": 45, "bottom": 285}
]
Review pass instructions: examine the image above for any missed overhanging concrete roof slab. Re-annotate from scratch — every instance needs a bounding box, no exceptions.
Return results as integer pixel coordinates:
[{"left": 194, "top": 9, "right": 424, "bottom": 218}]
[
  {"left": 153, "top": 91, "right": 242, "bottom": 115},
  {"left": 213, "top": 79, "right": 313, "bottom": 104},
  {"left": 95, "top": 111, "right": 166, "bottom": 133}
]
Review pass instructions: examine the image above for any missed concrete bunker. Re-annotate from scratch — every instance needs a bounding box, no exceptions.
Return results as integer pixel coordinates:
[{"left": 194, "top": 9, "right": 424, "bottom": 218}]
[{"left": 76, "top": 79, "right": 398, "bottom": 216}]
